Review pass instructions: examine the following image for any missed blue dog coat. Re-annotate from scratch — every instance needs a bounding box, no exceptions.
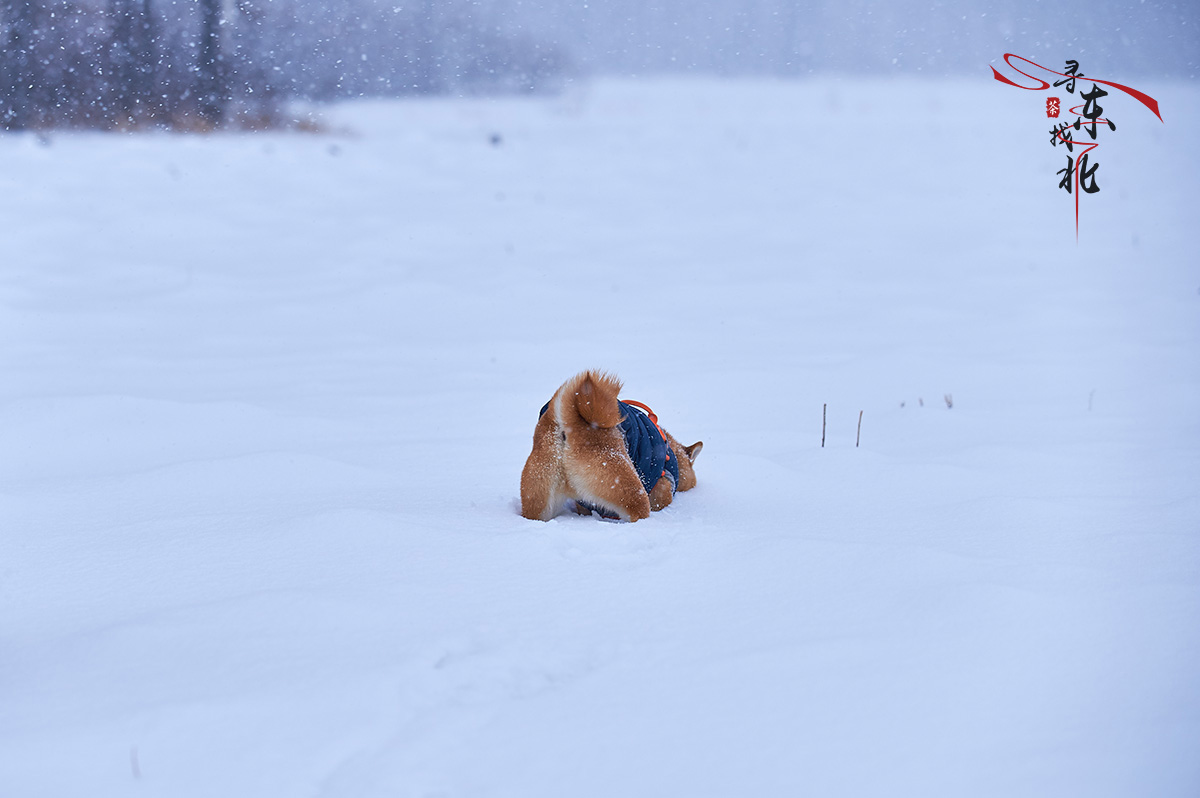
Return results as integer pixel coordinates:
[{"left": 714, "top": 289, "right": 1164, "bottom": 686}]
[
  {"left": 617, "top": 401, "right": 679, "bottom": 495},
  {"left": 538, "top": 400, "right": 679, "bottom": 497}
]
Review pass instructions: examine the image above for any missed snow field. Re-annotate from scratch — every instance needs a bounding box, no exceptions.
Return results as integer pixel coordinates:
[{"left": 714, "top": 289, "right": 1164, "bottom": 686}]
[{"left": 2, "top": 77, "right": 1198, "bottom": 797}]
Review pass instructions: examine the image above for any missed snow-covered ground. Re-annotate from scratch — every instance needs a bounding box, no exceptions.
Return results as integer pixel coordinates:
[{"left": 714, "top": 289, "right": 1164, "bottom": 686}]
[{"left": 2, "top": 77, "right": 1198, "bottom": 797}]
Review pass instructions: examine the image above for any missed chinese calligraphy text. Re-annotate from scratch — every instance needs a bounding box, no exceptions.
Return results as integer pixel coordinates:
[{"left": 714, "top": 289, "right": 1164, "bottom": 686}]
[{"left": 991, "top": 53, "right": 1162, "bottom": 238}]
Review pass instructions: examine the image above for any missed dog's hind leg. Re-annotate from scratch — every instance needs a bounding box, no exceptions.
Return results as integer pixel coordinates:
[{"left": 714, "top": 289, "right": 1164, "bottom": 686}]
[
  {"left": 520, "top": 413, "right": 566, "bottom": 520},
  {"left": 567, "top": 449, "right": 652, "bottom": 522}
]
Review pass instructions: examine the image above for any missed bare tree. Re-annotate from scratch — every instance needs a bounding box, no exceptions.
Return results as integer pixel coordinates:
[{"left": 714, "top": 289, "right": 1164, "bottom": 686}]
[
  {"left": 412, "top": 0, "right": 442, "bottom": 95},
  {"left": 134, "top": 1, "right": 160, "bottom": 118},
  {"left": 1, "top": 1, "right": 37, "bottom": 129},
  {"left": 110, "top": 0, "right": 135, "bottom": 120},
  {"left": 197, "top": 0, "right": 225, "bottom": 125}
]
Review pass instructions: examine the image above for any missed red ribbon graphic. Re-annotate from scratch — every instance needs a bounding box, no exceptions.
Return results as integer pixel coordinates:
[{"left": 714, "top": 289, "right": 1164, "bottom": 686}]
[{"left": 991, "top": 53, "right": 1162, "bottom": 122}]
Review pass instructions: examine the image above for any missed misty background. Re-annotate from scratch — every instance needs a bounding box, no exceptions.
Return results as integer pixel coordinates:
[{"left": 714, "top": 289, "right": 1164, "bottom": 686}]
[{"left": 2, "top": 0, "right": 1198, "bottom": 130}]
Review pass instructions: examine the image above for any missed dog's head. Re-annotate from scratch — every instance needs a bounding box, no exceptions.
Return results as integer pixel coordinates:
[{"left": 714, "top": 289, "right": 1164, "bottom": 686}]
[{"left": 673, "top": 439, "right": 703, "bottom": 491}]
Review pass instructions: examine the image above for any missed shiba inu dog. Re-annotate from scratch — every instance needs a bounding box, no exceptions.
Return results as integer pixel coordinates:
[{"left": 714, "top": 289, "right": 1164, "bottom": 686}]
[{"left": 520, "top": 371, "right": 702, "bottom": 522}]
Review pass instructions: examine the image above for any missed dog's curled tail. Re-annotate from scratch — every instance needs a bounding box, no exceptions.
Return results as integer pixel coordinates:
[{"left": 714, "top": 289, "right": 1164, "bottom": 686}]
[{"left": 573, "top": 370, "right": 624, "bottom": 429}]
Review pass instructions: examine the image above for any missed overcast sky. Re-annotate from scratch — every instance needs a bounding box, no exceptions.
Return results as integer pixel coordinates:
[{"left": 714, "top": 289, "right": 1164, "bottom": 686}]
[{"left": 483, "top": 0, "right": 1199, "bottom": 78}]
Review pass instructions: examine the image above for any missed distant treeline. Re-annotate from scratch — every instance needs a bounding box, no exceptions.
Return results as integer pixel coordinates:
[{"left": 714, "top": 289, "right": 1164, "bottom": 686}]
[{"left": 0, "top": 0, "right": 570, "bottom": 131}]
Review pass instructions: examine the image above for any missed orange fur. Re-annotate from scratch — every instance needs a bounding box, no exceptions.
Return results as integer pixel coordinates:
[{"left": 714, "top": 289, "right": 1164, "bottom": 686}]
[
  {"left": 520, "top": 370, "right": 703, "bottom": 522},
  {"left": 574, "top": 371, "right": 624, "bottom": 429}
]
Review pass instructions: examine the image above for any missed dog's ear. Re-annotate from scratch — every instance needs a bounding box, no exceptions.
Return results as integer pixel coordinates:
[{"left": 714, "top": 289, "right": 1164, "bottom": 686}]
[{"left": 683, "top": 441, "right": 703, "bottom": 463}]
